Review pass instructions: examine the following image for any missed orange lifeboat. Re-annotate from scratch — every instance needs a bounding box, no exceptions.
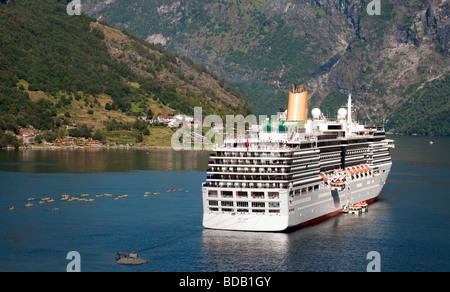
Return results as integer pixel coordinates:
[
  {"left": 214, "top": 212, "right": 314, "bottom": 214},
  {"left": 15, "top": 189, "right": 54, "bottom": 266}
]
[
  {"left": 356, "top": 201, "right": 368, "bottom": 211},
  {"left": 348, "top": 204, "right": 362, "bottom": 214},
  {"left": 331, "top": 181, "right": 344, "bottom": 185}
]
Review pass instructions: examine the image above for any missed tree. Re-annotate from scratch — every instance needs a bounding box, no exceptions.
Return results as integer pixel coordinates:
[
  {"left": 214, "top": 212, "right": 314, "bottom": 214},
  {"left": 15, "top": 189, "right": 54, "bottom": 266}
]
[
  {"left": 136, "top": 134, "right": 143, "bottom": 143},
  {"left": 147, "top": 108, "right": 153, "bottom": 119}
]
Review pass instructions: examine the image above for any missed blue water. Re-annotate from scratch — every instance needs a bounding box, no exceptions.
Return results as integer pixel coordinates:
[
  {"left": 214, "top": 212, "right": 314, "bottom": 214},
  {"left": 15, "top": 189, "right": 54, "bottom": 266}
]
[{"left": 0, "top": 136, "right": 449, "bottom": 272}]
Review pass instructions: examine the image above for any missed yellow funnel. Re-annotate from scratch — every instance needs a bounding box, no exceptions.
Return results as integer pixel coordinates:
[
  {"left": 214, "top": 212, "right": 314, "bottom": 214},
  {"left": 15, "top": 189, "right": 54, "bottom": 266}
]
[{"left": 286, "top": 85, "right": 308, "bottom": 122}]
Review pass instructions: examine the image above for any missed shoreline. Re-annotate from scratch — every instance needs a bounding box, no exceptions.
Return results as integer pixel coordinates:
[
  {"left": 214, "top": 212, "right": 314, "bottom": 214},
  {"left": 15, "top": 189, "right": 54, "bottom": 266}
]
[{"left": 0, "top": 145, "right": 211, "bottom": 152}]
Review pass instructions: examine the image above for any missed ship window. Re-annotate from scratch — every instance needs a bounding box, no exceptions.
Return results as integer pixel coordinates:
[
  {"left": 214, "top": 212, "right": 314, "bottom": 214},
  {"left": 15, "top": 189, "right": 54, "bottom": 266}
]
[
  {"left": 222, "top": 191, "right": 233, "bottom": 198},
  {"left": 252, "top": 209, "right": 265, "bottom": 213},
  {"left": 222, "top": 208, "right": 234, "bottom": 212},
  {"left": 314, "top": 185, "right": 319, "bottom": 191},
  {"left": 302, "top": 188, "right": 307, "bottom": 195},
  {"left": 237, "top": 191, "right": 248, "bottom": 198},
  {"left": 268, "top": 192, "right": 279, "bottom": 199},
  {"left": 209, "top": 208, "right": 219, "bottom": 212},
  {"left": 208, "top": 190, "right": 218, "bottom": 197},
  {"left": 237, "top": 209, "right": 249, "bottom": 213},
  {"left": 209, "top": 200, "right": 218, "bottom": 206},
  {"left": 269, "top": 202, "right": 280, "bottom": 208},
  {"left": 251, "top": 192, "right": 264, "bottom": 199},
  {"left": 269, "top": 210, "right": 280, "bottom": 214},
  {"left": 308, "top": 186, "right": 313, "bottom": 192},
  {"left": 328, "top": 125, "right": 342, "bottom": 130},
  {"left": 237, "top": 201, "right": 248, "bottom": 207},
  {"left": 221, "top": 201, "right": 234, "bottom": 207},
  {"left": 252, "top": 202, "right": 265, "bottom": 208}
]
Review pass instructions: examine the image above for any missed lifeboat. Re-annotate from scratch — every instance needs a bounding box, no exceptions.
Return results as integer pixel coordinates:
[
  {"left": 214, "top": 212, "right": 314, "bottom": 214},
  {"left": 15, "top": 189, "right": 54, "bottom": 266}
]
[
  {"left": 356, "top": 201, "right": 368, "bottom": 212},
  {"left": 348, "top": 205, "right": 362, "bottom": 214},
  {"left": 331, "top": 181, "right": 344, "bottom": 185}
]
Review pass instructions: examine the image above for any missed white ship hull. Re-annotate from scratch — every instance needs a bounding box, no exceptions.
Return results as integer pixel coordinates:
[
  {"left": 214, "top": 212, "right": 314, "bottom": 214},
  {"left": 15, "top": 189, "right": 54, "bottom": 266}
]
[{"left": 202, "top": 162, "right": 390, "bottom": 231}]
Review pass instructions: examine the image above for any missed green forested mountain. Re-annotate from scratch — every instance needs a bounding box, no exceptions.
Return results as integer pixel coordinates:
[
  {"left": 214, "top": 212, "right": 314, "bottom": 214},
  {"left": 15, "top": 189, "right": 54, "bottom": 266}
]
[
  {"left": 386, "top": 72, "right": 450, "bottom": 136},
  {"left": 84, "top": 0, "right": 450, "bottom": 135},
  {"left": 0, "top": 0, "right": 251, "bottom": 147}
]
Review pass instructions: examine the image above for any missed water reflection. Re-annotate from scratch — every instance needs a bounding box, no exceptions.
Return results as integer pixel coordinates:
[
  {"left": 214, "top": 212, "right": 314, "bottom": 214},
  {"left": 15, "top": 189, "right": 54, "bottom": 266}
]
[
  {"left": 200, "top": 198, "right": 394, "bottom": 272},
  {"left": 201, "top": 229, "right": 290, "bottom": 272},
  {"left": 0, "top": 149, "right": 210, "bottom": 173}
]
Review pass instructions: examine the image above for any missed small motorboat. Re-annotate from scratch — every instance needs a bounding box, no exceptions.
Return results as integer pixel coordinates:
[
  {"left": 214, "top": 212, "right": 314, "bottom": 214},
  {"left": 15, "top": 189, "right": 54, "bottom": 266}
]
[{"left": 115, "top": 252, "right": 148, "bottom": 265}]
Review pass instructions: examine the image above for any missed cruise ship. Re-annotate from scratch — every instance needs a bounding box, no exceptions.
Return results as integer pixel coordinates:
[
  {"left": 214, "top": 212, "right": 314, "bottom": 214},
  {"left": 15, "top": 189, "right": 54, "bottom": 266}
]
[{"left": 202, "top": 85, "right": 394, "bottom": 231}]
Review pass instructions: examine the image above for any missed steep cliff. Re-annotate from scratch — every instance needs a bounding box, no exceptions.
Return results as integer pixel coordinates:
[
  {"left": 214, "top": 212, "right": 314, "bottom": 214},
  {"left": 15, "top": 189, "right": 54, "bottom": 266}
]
[{"left": 84, "top": 0, "right": 449, "bottom": 134}]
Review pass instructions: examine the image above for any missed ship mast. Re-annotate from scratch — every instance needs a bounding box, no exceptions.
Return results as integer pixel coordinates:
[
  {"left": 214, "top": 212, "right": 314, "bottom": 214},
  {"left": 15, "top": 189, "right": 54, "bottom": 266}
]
[{"left": 347, "top": 94, "right": 352, "bottom": 124}]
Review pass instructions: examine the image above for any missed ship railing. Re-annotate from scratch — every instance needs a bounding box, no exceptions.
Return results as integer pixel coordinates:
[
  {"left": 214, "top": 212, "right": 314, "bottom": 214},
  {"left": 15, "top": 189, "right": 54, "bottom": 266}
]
[{"left": 203, "top": 181, "right": 289, "bottom": 189}]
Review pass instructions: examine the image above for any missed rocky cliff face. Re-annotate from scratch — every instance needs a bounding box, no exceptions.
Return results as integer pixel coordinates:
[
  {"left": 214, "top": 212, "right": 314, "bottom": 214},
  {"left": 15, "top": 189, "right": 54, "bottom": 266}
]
[
  {"left": 426, "top": 0, "right": 450, "bottom": 55},
  {"left": 302, "top": 0, "right": 449, "bottom": 122},
  {"left": 84, "top": 0, "right": 449, "bottom": 127}
]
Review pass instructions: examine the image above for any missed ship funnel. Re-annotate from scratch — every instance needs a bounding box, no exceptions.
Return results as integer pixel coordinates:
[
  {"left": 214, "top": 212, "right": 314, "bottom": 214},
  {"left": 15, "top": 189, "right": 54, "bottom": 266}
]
[{"left": 286, "top": 84, "right": 308, "bottom": 124}]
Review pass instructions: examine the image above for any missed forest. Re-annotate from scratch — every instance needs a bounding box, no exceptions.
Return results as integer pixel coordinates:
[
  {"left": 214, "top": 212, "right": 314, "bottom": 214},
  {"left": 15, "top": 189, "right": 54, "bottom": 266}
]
[
  {"left": 386, "top": 73, "right": 450, "bottom": 136},
  {"left": 0, "top": 0, "right": 250, "bottom": 147}
]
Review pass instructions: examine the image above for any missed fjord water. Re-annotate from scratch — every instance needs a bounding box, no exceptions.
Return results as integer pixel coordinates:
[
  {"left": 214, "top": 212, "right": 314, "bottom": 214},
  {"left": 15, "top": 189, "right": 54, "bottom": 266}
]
[{"left": 0, "top": 136, "right": 449, "bottom": 272}]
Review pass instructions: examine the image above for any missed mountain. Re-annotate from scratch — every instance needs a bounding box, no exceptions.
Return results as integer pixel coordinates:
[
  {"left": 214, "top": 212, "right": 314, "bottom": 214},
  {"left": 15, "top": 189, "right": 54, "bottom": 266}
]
[
  {"left": 0, "top": 0, "right": 251, "bottom": 147},
  {"left": 83, "top": 0, "right": 450, "bottom": 135}
]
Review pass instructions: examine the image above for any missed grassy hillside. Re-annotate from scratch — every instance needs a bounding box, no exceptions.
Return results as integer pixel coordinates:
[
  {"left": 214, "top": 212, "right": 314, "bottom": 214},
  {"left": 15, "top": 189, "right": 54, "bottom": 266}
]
[{"left": 0, "top": 0, "right": 251, "bottom": 147}]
